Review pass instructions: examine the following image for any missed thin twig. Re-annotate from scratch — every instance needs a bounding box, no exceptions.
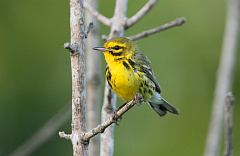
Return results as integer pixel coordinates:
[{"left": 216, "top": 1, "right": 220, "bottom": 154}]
[
  {"left": 204, "top": 0, "right": 240, "bottom": 154},
  {"left": 85, "top": 22, "right": 94, "bottom": 38},
  {"left": 82, "top": 94, "right": 143, "bottom": 142},
  {"left": 126, "top": 0, "right": 158, "bottom": 29},
  {"left": 224, "top": 92, "right": 234, "bottom": 156},
  {"left": 64, "top": 42, "right": 79, "bottom": 53},
  {"left": 59, "top": 131, "right": 72, "bottom": 140},
  {"left": 84, "top": 2, "right": 111, "bottom": 27},
  {"left": 9, "top": 105, "right": 70, "bottom": 156},
  {"left": 129, "top": 17, "right": 186, "bottom": 41}
]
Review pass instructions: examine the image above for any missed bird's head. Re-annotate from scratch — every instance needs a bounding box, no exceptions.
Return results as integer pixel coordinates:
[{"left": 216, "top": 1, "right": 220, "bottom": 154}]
[{"left": 93, "top": 37, "right": 137, "bottom": 63}]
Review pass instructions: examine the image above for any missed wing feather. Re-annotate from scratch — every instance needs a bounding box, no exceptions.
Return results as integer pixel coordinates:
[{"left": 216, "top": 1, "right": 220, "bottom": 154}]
[{"left": 132, "top": 52, "right": 161, "bottom": 93}]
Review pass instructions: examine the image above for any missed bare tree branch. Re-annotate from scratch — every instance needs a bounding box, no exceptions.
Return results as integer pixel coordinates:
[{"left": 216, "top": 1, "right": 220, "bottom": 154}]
[
  {"left": 9, "top": 105, "right": 70, "bottom": 156},
  {"left": 204, "top": 0, "right": 240, "bottom": 155},
  {"left": 59, "top": 131, "right": 72, "bottom": 140},
  {"left": 85, "top": 0, "right": 101, "bottom": 155},
  {"left": 224, "top": 92, "right": 234, "bottom": 156},
  {"left": 126, "top": 0, "right": 158, "bottom": 29},
  {"left": 83, "top": 2, "right": 111, "bottom": 27},
  {"left": 59, "top": 0, "right": 88, "bottom": 155},
  {"left": 129, "top": 17, "right": 186, "bottom": 41},
  {"left": 64, "top": 42, "right": 79, "bottom": 53},
  {"left": 82, "top": 94, "right": 143, "bottom": 142},
  {"left": 85, "top": 22, "right": 94, "bottom": 37},
  {"left": 100, "top": 1, "right": 128, "bottom": 156}
]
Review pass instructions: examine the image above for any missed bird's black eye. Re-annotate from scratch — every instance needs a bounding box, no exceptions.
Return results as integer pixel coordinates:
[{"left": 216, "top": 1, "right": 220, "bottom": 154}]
[{"left": 113, "top": 45, "right": 120, "bottom": 50}]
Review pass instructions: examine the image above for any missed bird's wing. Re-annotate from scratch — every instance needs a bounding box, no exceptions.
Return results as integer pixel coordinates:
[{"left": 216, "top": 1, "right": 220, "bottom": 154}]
[{"left": 133, "top": 52, "right": 161, "bottom": 93}]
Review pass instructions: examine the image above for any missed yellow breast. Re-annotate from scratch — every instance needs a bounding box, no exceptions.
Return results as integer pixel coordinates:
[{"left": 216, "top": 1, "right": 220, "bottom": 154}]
[{"left": 107, "top": 61, "right": 140, "bottom": 101}]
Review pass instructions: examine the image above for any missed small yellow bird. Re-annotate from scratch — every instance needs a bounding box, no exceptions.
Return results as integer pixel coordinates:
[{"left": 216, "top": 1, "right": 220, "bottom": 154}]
[{"left": 93, "top": 37, "right": 179, "bottom": 116}]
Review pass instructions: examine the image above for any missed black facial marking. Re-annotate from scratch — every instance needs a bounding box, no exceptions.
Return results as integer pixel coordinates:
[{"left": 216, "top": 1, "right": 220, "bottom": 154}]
[
  {"left": 113, "top": 45, "right": 120, "bottom": 50},
  {"left": 123, "top": 61, "right": 130, "bottom": 70},
  {"left": 115, "top": 57, "right": 124, "bottom": 61},
  {"left": 109, "top": 51, "right": 123, "bottom": 56}
]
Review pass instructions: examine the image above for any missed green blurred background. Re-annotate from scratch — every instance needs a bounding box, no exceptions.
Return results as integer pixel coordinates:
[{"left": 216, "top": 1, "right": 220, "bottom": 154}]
[{"left": 0, "top": 0, "right": 239, "bottom": 156}]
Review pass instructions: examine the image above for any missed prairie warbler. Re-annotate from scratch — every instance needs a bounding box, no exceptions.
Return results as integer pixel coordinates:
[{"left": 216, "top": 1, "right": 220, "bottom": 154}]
[{"left": 93, "top": 37, "right": 179, "bottom": 116}]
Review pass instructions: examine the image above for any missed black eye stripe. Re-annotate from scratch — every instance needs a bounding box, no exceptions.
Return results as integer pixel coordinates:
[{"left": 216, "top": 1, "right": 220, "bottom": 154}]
[
  {"left": 113, "top": 45, "right": 120, "bottom": 50},
  {"left": 109, "top": 51, "right": 123, "bottom": 56},
  {"left": 112, "top": 45, "right": 122, "bottom": 50}
]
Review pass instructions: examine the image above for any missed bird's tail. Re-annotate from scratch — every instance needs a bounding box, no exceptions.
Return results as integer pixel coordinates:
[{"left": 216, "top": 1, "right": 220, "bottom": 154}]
[{"left": 149, "top": 98, "right": 179, "bottom": 117}]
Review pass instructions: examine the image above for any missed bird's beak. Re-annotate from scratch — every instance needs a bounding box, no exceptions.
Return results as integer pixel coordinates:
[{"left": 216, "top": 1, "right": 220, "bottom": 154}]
[{"left": 92, "top": 47, "right": 109, "bottom": 52}]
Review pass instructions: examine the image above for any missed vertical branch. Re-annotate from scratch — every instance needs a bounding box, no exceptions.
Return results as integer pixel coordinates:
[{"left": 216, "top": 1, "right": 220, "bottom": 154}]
[
  {"left": 204, "top": 0, "right": 240, "bottom": 155},
  {"left": 86, "top": 0, "right": 101, "bottom": 156},
  {"left": 224, "top": 93, "right": 234, "bottom": 156},
  {"left": 59, "top": 0, "right": 88, "bottom": 155},
  {"left": 100, "top": 85, "right": 116, "bottom": 156},
  {"left": 100, "top": 1, "right": 128, "bottom": 156},
  {"left": 109, "top": 0, "right": 127, "bottom": 37},
  {"left": 70, "top": 0, "right": 87, "bottom": 155}
]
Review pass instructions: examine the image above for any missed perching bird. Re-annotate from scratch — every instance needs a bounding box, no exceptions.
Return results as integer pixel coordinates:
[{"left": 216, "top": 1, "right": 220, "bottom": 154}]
[{"left": 93, "top": 37, "right": 179, "bottom": 116}]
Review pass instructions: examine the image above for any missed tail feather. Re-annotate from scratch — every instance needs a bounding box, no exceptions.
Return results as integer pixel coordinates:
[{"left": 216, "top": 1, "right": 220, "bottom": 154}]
[{"left": 149, "top": 98, "right": 179, "bottom": 117}]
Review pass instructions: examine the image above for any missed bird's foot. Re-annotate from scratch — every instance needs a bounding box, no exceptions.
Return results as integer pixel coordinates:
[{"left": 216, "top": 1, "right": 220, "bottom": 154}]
[
  {"left": 134, "top": 93, "right": 143, "bottom": 103},
  {"left": 112, "top": 111, "right": 122, "bottom": 126}
]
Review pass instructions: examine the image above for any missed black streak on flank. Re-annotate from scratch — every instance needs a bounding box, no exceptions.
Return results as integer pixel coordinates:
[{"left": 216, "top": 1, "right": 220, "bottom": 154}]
[
  {"left": 106, "top": 67, "right": 113, "bottom": 88},
  {"left": 128, "top": 59, "right": 136, "bottom": 68},
  {"left": 128, "top": 59, "right": 137, "bottom": 72},
  {"left": 108, "top": 81, "right": 113, "bottom": 88},
  {"left": 107, "top": 69, "right": 112, "bottom": 80},
  {"left": 139, "top": 67, "right": 161, "bottom": 93},
  {"left": 144, "top": 80, "right": 148, "bottom": 87},
  {"left": 123, "top": 61, "right": 130, "bottom": 70}
]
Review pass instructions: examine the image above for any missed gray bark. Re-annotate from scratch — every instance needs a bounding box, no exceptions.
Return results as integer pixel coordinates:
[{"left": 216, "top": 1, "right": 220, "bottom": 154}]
[
  {"left": 204, "top": 0, "right": 240, "bottom": 155},
  {"left": 100, "top": 1, "right": 128, "bottom": 156},
  {"left": 86, "top": 0, "right": 101, "bottom": 156}
]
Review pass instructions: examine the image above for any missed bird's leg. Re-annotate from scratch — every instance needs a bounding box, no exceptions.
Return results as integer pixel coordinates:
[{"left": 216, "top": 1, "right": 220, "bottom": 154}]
[
  {"left": 134, "top": 93, "right": 144, "bottom": 106},
  {"left": 112, "top": 111, "right": 121, "bottom": 125},
  {"left": 134, "top": 93, "right": 143, "bottom": 101}
]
